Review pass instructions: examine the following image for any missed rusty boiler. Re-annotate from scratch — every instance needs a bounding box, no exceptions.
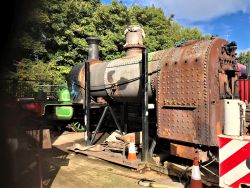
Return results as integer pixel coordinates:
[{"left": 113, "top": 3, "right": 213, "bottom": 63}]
[{"left": 68, "top": 26, "right": 238, "bottom": 160}]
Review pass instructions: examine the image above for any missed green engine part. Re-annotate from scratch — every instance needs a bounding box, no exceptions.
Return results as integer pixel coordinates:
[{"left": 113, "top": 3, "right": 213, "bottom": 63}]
[
  {"left": 55, "top": 106, "right": 73, "bottom": 120},
  {"left": 71, "top": 122, "right": 85, "bottom": 132},
  {"left": 58, "top": 89, "right": 71, "bottom": 103}
]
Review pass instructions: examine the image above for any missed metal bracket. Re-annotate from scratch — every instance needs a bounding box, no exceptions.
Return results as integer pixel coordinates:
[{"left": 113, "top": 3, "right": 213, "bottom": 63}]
[{"left": 90, "top": 104, "right": 123, "bottom": 145}]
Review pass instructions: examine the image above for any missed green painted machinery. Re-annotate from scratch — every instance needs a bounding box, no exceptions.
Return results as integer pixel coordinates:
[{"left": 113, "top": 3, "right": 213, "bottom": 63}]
[{"left": 55, "top": 88, "right": 73, "bottom": 120}]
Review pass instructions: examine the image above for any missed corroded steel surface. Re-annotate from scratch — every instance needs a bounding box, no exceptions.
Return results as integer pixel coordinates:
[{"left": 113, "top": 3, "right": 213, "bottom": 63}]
[
  {"left": 157, "top": 38, "right": 237, "bottom": 146},
  {"left": 169, "top": 143, "right": 208, "bottom": 162},
  {"left": 124, "top": 25, "right": 145, "bottom": 49},
  {"left": 69, "top": 37, "right": 237, "bottom": 148},
  {"left": 104, "top": 55, "right": 142, "bottom": 102},
  {"left": 103, "top": 54, "right": 159, "bottom": 102}
]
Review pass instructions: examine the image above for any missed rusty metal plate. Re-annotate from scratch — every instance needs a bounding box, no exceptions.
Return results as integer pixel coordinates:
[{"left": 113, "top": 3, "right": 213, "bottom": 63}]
[
  {"left": 170, "top": 143, "right": 208, "bottom": 162},
  {"left": 157, "top": 40, "right": 210, "bottom": 145},
  {"left": 207, "top": 38, "right": 237, "bottom": 145},
  {"left": 157, "top": 38, "right": 237, "bottom": 146}
]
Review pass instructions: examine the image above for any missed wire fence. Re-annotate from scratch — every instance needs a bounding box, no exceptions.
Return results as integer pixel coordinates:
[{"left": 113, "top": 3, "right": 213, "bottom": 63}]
[{"left": 0, "top": 79, "right": 65, "bottom": 100}]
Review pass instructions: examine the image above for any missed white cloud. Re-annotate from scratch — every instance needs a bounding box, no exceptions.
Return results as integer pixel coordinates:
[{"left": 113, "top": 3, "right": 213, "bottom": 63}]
[{"left": 140, "top": 0, "right": 250, "bottom": 22}]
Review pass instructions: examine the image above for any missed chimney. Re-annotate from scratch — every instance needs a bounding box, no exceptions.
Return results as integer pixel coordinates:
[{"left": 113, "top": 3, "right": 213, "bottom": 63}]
[
  {"left": 86, "top": 37, "right": 101, "bottom": 61},
  {"left": 124, "top": 25, "right": 145, "bottom": 56}
]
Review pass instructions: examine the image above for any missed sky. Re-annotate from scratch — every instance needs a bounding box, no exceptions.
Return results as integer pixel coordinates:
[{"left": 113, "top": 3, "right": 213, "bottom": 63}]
[{"left": 101, "top": 0, "right": 250, "bottom": 54}]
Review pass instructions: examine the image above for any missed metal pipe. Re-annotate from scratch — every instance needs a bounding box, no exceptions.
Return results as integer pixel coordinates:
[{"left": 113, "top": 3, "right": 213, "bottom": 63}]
[
  {"left": 142, "top": 48, "right": 149, "bottom": 162},
  {"left": 149, "top": 138, "right": 156, "bottom": 157},
  {"left": 239, "top": 101, "right": 246, "bottom": 136},
  {"left": 86, "top": 37, "right": 101, "bottom": 61},
  {"left": 84, "top": 61, "right": 91, "bottom": 145},
  {"left": 124, "top": 25, "right": 145, "bottom": 57}
]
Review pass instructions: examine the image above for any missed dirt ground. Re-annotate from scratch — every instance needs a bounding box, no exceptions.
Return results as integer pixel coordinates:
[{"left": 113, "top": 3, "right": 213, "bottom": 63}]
[
  {"left": 48, "top": 131, "right": 184, "bottom": 188},
  {"left": 8, "top": 129, "right": 184, "bottom": 188}
]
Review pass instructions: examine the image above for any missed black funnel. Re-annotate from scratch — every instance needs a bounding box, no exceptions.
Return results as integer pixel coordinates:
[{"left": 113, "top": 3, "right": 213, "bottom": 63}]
[{"left": 86, "top": 37, "right": 101, "bottom": 61}]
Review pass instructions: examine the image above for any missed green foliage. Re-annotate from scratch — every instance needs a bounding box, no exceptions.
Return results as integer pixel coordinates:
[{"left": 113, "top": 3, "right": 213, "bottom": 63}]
[
  {"left": 12, "top": 0, "right": 206, "bottom": 84},
  {"left": 15, "top": 59, "right": 71, "bottom": 83},
  {"left": 238, "top": 51, "right": 250, "bottom": 66}
]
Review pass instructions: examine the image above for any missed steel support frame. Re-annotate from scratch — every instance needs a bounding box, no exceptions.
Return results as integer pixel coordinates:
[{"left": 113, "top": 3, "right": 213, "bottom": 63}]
[
  {"left": 84, "top": 61, "right": 92, "bottom": 145},
  {"left": 142, "top": 48, "right": 149, "bottom": 162},
  {"left": 90, "top": 105, "right": 123, "bottom": 145}
]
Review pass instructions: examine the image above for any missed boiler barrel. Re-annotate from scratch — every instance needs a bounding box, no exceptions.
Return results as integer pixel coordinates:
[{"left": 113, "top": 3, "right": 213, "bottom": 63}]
[
  {"left": 67, "top": 52, "right": 160, "bottom": 103},
  {"left": 90, "top": 54, "right": 157, "bottom": 102}
]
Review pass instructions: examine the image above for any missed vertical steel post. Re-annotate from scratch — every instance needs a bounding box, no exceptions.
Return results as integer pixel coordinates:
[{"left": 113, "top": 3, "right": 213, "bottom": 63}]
[
  {"left": 121, "top": 102, "right": 128, "bottom": 134},
  {"left": 142, "top": 48, "right": 149, "bottom": 162},
  {"left": 84, "top": 61, "right": 91, "bottom": 145}
]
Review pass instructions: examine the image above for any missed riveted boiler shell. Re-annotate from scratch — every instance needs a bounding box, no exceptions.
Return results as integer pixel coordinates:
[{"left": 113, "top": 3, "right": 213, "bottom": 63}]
[{"left": 156, "top": 38, "right": 237, "bottom": 146}]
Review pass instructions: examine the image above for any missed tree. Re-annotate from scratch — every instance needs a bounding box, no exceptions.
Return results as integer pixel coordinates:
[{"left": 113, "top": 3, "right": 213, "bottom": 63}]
[
  {"left": 13, "top": 0, "right": 101, "bottom": 83},
  {"left": 10, "top": 0, "right": 206, "bottom": 84},
  {"left": 128, "top": 5, "right": 205, "bottom": 51},
  {"left": 238, "top": 51, "right": 250, "bottom": 66},
  {"left": 93, "top": 0, "right": 129, "bottom": 60}
]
